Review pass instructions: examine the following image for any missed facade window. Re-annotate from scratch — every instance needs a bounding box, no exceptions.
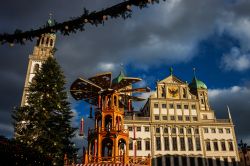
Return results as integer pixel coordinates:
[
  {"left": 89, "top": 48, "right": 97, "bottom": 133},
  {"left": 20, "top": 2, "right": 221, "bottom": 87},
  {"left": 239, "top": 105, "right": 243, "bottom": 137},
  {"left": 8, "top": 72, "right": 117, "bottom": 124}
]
[
  {"left": 170, "top": 116, "right": 175, "bottom": 121},
  {"left": 179, "top": 128, "right": 184, "bottom": 134},
  {"left": 154, "top": 103, "right": 159, "bottom": 108},
  {"left": 163, "top": 116, "right": 167, "bottom": 120},
  {"left": 33, "top": 64, "right": 40, "bottom": 73},
  {"left": 128, "top": 126, "right": 133, "bottom": 131},
  {"left": 180, "top": 137, "right": 185, "bottom": 151},
  {"left": 213, "top": 141, "right": 219, "bottom": 151},
  {"left": 226, "top": 128, "right": 231, "bottom": 133},
  {"left": 221, "top": 141, "right": 226, "bottom": 151},
  {"left": 211, "top": 128, "right": 216, "bottom": 133},
  {"left": 185, "top": 116, "right": 190, "bottom": 121},
  {"left": 156, "top": 137, "right": 161, "bottom": 151},
  {"left": 191, "top": 104, "right": 196, "bottom": 109},
  {"left": 137, "top": 140, "right": 142, "bottom": 150},
  {"left": 178, "top": 116, "right": 183, "bottom": 121},
  {"left": 195, "top": 137, "right": 201, "bottom": 151},
  {"left": 177, "top": 104, "right": 181, "bottom": 109},
  {"left": 228, "top": 141, "right": 234, "bottom": 151},
  {"left": 193, "top": 116, "right": 198, "bottom": 121},
  {"left": 206, "top": 141, "right": 211, "bottom": 151},
  {"left": 194, "top": 128, "right": 199, "bottom": 134},
  {"left": 145, "top": 140, "right": 150, "bottom": 151},
  {"left": 218, "top": 128, "right": 223, "bottom": 133},
  {"left": 144, "top": 126, "right": 149, "bottom": 132},
  {"left": 164, "top": 127, "right": 168, "bottom": 133},
  {"left": 224, "top": 158, "right": 228, "bottom": 166},
  {"left": 188, "top": 137, "right": 193, "bottom": 151},
  {"left": 50, "top": 39, "right": 53, "bottom": 46},
  {"left": 137, "top": 127, "right": 141, "bottom": 132},
  {"left": 162, "top": 104, "right": 166, "bottom": 108},
  {"left": 169, "top": 104, "right": 174, "bottom": 109},
  {"left": 187, "top": 128, "right": 192, "bottom": 134},
  {"left": 172, "top": 137, "right": 178, "bottom": 151},
  {"left": 204, "top": 128, "right": 209, "bottom": 133},
  {"left": 155, "top": 116, "right": 159, "bottom": 120},
  {"left": 172, "top": 127, "right": 176, "bottom": 134},
  {"left": 164, "top": 137, "right": 170, "bottom": 151},
  {"left": 129, "top": 141, "right": 133, "bottom": 150},
  {"left": 203, "top": 114, "right": 208, "bottom": 119},
  {"left": 201, "top": 99, "right": 204, "bottom": 104},
  {"left": 156, "top": 127, "right": 160, "bottom": 133},
  {"left": 184, "top": 105, "right": 189, "bottom": 109}
]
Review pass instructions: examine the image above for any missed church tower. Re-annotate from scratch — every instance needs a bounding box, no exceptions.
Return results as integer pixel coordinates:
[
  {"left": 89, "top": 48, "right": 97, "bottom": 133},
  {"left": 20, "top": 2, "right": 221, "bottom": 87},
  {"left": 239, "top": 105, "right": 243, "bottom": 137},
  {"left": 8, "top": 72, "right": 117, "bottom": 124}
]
[{"left": 21, "top": 18, "right": 56, "bottom": 106}]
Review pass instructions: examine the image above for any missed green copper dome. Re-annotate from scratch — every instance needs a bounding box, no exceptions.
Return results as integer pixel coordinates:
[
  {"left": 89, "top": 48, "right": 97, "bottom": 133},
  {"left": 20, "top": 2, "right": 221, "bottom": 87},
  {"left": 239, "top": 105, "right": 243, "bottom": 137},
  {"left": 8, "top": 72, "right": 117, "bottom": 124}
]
[
  {"left": 112, "top": 71, "right": 125, "bottom": 84},
  {"left": 189, "top": 77, "right": 207, "bottom": 90}
]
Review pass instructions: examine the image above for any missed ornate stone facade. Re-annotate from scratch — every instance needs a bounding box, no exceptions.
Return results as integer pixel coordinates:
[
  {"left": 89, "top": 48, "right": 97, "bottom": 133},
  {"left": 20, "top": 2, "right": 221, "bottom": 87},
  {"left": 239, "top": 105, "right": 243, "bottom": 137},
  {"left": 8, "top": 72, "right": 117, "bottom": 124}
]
[{"left": 124, "top": 69, "right": 239, "bottom": 166}]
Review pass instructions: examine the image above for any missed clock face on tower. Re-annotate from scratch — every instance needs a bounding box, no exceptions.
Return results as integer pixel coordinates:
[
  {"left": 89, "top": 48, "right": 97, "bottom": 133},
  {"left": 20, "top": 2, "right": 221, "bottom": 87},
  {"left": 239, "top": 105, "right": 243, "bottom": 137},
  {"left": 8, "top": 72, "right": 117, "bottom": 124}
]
[{"left": 168, "top": 86, "right": 179, "bottom": 98}]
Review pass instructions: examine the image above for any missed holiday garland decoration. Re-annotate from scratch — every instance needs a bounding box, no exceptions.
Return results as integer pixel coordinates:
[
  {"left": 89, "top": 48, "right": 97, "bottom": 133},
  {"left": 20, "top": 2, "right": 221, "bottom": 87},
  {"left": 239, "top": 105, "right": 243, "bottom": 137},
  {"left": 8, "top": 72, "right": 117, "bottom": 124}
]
[{"left": 0, "top": 0, "right": 165, "bottom": 46}]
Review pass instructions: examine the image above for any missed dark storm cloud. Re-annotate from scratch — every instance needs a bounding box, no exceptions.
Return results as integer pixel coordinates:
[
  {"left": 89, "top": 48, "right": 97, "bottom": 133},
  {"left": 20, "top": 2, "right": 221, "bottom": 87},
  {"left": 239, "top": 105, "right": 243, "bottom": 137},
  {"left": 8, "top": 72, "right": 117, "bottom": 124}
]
[{"left": 209, "top": 86, "right": 250, "bottom": 143}]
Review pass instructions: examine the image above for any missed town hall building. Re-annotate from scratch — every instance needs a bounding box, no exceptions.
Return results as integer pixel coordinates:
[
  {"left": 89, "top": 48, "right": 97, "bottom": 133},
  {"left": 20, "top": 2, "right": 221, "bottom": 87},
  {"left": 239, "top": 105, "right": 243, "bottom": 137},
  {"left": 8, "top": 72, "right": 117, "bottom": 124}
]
[{"left": 124, "top": 69, "right": 239, "bottom": 166}]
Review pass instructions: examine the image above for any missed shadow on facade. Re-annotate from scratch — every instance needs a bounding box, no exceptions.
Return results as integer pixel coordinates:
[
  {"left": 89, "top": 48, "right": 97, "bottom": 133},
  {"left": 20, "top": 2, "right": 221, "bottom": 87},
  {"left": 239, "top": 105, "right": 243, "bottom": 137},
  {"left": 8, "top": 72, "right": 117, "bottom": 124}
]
[{"left": 153, "top": 155, "right": 239, "bottom": 166}]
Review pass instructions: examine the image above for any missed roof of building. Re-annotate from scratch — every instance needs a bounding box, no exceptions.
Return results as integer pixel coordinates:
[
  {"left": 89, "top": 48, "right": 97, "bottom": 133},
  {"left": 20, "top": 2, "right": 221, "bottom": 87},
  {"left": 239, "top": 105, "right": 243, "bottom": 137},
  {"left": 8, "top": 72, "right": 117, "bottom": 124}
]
[{"left": 189, "top": 77, "right": 207, "bottom": 90}]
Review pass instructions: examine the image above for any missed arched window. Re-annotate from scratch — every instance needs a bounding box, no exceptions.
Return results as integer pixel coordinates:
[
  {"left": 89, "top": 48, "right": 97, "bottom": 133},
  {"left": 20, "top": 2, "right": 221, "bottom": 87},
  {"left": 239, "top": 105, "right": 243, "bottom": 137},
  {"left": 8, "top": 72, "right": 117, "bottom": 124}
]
[
  {"left": 50, "top": 39, "right": 53, "bottom": 46},
  {"left": 46, "top": 38, "right": 49, "bottom": 46},
  {"left": 102, "top": 138, "right": 113, "bottom": 158},
  {"left": 33, "top": 64, "right": 39, "bottom": 73},
  {"left": 105, "top": 115, "right": 112, "bottom": 131},
  {"left": 31, "top": 77, "right": 36, "bottom": 84},
  {"left": 41, "top": 37, "right": 44, "bottom": 45},
  {"left": 118, "top": 139, "right": 126, "bottom": 162}
]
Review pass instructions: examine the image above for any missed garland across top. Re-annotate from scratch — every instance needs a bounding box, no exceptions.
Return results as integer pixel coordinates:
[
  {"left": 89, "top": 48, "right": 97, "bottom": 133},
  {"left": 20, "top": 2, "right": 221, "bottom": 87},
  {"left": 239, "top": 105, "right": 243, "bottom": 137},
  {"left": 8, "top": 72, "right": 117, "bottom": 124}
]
[{"left": 0, "top": 0, "right": 165, "bottom": 46}]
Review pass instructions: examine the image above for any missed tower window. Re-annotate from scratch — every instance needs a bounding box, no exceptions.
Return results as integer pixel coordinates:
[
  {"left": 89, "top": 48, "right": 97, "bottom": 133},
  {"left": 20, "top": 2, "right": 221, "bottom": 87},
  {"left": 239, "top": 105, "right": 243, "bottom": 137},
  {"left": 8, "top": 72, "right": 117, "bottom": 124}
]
[
  {"left": 154, "top": 103, "right": 158, "bottom": 108},
  {"left": 33, "top": 64, "right": 40, "bottom": 73},
  {"left": 41, "top": 37, "right": 44, "bottom": 44},
  {"left": 162, "top": 104, "right": 166, "bottom": 108},
  {"left": 50, "top": 39, "right": 53, "bottom": 46},
  {"left": 46, "top": 38, "right": 49, "bottom": 45}
]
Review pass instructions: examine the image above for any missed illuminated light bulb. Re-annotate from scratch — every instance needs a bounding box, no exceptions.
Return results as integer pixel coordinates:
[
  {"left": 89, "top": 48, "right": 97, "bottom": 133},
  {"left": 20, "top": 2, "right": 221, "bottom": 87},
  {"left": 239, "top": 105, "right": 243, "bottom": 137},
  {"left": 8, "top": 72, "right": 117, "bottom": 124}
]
[
  {"left": 126, "top": 5, "right": 131, "bottom": 10},
  {"left": 65, "top": 26, "right": 69, "bottom": 30},
  {"left": 84, "top": 19, "right": 88, "bottom": 23},
  {"left": 102, "top": 15, "right": 108, "bottom": 20},
  {"left": 22, "top": 38, "right": 26, "bottom": 42},
  {"left": 9, "top": 43, "right": 14, "bottom": 47}
]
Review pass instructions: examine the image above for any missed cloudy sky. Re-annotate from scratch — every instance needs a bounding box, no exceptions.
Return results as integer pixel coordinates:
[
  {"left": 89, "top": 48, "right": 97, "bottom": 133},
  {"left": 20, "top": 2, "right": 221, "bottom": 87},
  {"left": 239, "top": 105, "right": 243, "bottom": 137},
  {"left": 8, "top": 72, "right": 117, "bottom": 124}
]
[{"left": 1, "top": 0, "right": 250, "bottom": 150}]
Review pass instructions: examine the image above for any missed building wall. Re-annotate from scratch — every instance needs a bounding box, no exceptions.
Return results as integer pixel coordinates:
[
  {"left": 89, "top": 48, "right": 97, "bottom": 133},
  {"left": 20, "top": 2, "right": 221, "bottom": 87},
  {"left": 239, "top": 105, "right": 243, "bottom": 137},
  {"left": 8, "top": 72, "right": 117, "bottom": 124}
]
[{"left": 124, "top": 72, "right": 239, "bottom": 166}]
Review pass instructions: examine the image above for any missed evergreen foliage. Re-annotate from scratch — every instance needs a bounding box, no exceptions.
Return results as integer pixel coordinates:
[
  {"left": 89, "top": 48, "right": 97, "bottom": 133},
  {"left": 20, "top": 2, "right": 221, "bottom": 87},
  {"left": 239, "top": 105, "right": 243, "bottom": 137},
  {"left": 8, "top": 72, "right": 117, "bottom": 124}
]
[{"left": 13, "top": 57, "right": 77, "bottom": 165}]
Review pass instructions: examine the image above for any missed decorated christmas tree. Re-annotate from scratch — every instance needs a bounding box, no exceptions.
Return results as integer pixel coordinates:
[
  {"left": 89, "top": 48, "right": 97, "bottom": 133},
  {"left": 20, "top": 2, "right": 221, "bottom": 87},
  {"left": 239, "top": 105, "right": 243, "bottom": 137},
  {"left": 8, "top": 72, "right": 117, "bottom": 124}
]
[{"left": 13, "top": 57, "right": 77, "bottom": 165}]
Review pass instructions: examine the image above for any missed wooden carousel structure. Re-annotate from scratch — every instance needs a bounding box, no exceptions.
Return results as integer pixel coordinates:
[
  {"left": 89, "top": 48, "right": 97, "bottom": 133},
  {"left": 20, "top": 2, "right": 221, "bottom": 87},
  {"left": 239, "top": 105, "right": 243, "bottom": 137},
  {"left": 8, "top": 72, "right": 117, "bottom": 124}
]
[{"left": 70, "top": 71, "right": 151, "bottom": 165}]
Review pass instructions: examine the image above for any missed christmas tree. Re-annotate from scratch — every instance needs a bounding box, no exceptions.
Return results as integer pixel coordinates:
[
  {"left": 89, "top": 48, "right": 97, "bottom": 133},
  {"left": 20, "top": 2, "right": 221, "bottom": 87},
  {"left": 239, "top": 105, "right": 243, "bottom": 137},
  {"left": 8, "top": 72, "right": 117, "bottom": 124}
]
[{"left": 13, "top": 57, "right": 77, "bottom": 165}]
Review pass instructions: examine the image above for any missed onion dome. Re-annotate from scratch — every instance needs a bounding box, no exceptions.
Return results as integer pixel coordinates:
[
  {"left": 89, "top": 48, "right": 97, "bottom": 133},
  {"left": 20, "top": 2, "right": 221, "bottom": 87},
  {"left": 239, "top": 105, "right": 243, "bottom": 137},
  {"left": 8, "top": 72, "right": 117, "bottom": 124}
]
[
  {"left": 112, "top": 71, "right": 125, "bottom": 84},
  {"left": 189, "top": 68, "right": 207, "bottom": 90},
  {"left": 189, "top": 77, "right": 207, "bottom": 90}
]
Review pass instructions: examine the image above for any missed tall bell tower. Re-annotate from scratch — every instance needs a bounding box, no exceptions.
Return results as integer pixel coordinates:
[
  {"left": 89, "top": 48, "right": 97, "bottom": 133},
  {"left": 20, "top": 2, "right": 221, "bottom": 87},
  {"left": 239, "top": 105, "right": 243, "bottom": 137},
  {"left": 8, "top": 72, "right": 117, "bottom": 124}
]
[{"left": 21, "top": 18, "right": 56, "bottom": 106}]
